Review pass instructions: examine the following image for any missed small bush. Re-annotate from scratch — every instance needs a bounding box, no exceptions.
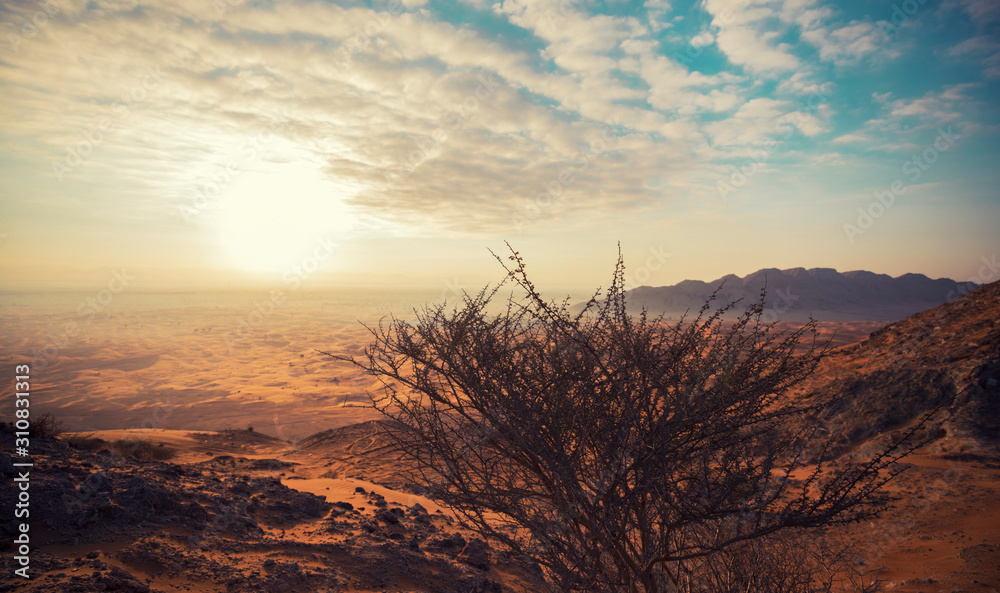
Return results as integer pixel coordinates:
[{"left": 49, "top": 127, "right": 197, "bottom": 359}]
[
  {"left": 111, "top": 439, "right": 177, "bottom": 461},
  {"left": 63, "top": 433, "right": 107, "bottom": 451},
  {"left": 29, "top": 412, "right": 64, "bottom": 439}
]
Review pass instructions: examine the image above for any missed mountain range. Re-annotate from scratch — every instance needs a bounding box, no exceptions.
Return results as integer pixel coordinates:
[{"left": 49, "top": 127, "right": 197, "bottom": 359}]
[{"left": 621, "top": 267, "right": 969, "bottom": 322}]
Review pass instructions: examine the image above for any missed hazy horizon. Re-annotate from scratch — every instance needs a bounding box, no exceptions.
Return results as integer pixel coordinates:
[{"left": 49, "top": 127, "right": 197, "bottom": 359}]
[{"left": 0, "top": 261, "right": 981, "bottom": 295}]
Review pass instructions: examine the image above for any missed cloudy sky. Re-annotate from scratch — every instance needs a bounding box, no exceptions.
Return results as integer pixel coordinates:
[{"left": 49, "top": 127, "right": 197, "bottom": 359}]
[{"left": 1, "top": 0, "right": 998, "bottom": 292}]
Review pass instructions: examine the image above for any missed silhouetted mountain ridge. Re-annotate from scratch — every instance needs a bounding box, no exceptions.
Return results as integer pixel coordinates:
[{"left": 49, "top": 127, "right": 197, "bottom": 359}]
[{"left": 623, "top": 267, "right": 965, "bottom": 321}]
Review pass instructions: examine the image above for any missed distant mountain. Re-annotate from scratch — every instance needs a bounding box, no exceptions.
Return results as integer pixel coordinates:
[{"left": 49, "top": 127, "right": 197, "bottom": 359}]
[{"left": 621, "top": 267, "right": 967, "bottom": 322}]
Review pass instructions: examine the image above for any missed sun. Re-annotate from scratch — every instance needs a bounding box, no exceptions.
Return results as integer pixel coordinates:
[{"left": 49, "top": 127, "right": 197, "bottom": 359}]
[{"left": 216, "top": 159, "right": 355, "bottom": 275}]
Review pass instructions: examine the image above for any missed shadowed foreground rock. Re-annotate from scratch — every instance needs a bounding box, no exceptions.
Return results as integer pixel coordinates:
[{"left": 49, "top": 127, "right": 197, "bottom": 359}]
[{"left": 0, "top": 436, "right": 547, "bottom": 593}]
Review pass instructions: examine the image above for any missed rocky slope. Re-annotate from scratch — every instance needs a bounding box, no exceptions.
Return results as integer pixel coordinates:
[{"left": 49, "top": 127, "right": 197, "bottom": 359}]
[
  {"left": 0, "top": 432, "right": 546, "bottom": 593},
  {"left": 795, "top": 279, "right": 1000, "bottom": 455}
]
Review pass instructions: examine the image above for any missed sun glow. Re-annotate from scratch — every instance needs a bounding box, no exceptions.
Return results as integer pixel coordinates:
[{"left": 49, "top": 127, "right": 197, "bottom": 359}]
[{"left": 216, "top": 157, "right": 356, "bottom": 275}]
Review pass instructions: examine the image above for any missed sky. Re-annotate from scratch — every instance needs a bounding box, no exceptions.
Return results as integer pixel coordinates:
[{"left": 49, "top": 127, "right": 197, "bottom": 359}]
[{"left": 0, "top": 0, "right": 998, "bottom": 294}]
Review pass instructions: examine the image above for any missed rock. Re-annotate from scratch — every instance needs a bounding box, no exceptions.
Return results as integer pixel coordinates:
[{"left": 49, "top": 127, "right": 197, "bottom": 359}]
[
  {"left": 117, "top": 482, "right": 175, "bottom": 513},
  {"left": 183, "top": 502, "right": 209, "bottom": 523},
  {"left": 75, "top": 506, "right": 99, "bottom": 527},
  {"left": 427, "top": 533, "right": 466, "bottom": 551},
  {"left": 0, "top": 453, "right": 15, "bottom": 477},
  {"left": 95, "top": 494, "right": 114, "bottom": 511},
  {"left": 375, "top": 508, "right": 400, "bottom": 525},
  {"left": 460, "top": 538, "right": 491, "bottom": 571},
  {"left": 469, "top": 577, "right": 503, "bottom": 593}
]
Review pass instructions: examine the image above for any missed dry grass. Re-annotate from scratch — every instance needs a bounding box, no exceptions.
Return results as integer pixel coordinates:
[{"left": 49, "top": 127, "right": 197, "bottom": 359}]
[
  {"left": 62, "top": 432, "right": 106, "bottom": 450},
  {"left": 61, "top": 433, "right": 177, "bottom": 461},
  {"left": 110, "top": 438, "right": 178, "bottom": 461},
  {"left": 30, "top": 412, "right": 64, "bottom": 439}
]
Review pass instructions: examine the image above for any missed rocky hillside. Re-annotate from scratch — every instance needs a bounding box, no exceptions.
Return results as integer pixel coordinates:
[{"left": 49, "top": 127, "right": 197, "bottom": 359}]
[
  {"left": 0, "top": 433, "right": 546, "bottom": 593},
  {"left": 623, "top": 267, "right": 967, "bottom": 321},
  {"left": 795, "top": 279, "right": 1000, "bottom": 455}
]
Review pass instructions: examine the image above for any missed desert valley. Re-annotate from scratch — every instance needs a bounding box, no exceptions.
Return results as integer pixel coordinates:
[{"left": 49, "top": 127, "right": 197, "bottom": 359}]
[{"left": 2, "top": 270, "right": 998, "bottom": 593}]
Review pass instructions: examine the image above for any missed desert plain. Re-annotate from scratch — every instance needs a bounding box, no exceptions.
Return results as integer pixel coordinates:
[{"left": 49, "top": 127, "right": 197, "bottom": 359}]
[{"left": 1, "top": 285, "right": 998, "bottom": 592}]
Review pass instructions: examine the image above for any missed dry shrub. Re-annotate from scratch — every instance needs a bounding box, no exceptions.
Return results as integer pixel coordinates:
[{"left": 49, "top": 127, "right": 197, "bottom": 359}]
[
  {"left": 62, "top": 433, "right": 106, "bottom": 451},
  {"left": 111, "top": 439, "right": 177, "bottom": 461},
  {"left": 333, "top": 245, "right": 932, "bottom": 593},
  {"left": 29, "top": 412, "right": 64, "bottom": 439}
]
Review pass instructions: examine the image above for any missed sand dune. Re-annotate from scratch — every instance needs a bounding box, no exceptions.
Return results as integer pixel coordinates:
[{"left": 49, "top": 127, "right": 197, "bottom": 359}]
[{"left": 0, "top": 291, "right": 428, "bottom": 441}]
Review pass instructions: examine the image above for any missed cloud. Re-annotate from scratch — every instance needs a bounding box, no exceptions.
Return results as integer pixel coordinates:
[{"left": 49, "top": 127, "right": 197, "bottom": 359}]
[
  {"left": 704, "top": 97, "right": 826, "bottom": 148},
  {"left": 619, "top": 39, "right": 744, "bottom": 115},
  {"left": 886, "top": 86, "right": 975, "bottom": 122},
  {"left": 700, "top": 0, "right": 803, "bottom": 76},
  {"left": 947, "top": 35, "right": 1000, "bottom": 78},
  {"left": 831, "top": 133, "right": 869, "bottom": 144},
  {"left": 714, "top": 26, "right": 800, "bottom": 74},
  {"left": 779, "top": 0, "right": 889, "bottom": 65},
  {"left": 841, "top": 84, "right": 983, "bottom": 155},
  {"left": 703, "top": 0, "right": 890, "bottom": 77},
  {"left": 644, "top": 0, "right": 673, "bottom": 32},
  {"left": 0, "top": 0, "right": 732, "bottom": 235},
  {"left": 776, "top": 72, "right": 832, "bottom": 96},
  {"left": 1, "top": 0, "right": 993, "bottom": 243},
  {"left": 953, "top": 0, "right": 1000, "bottom": 23},
  {"left": 799, "top": 20, "right": 885, "bottom": 64}
]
